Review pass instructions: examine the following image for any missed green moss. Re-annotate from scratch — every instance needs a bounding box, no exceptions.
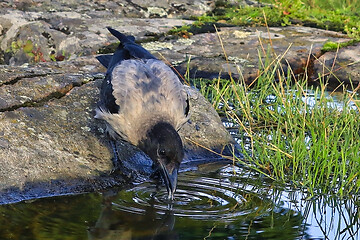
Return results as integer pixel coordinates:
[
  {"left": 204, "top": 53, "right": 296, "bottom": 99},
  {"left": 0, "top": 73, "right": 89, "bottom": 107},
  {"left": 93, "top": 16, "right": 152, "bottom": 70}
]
[
  {"left": 168, "top": 25, "right": 191, "bottom": 35},
  {"left": 322, "top": 39, "right": 359, "bottom": 51}
]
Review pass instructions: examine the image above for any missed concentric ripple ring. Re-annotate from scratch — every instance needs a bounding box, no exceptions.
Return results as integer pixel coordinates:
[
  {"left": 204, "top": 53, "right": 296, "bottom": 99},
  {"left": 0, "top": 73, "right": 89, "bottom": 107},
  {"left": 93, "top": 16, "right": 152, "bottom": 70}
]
[{"left": 112, "top": 165, "right": 267, "bottom": 221}]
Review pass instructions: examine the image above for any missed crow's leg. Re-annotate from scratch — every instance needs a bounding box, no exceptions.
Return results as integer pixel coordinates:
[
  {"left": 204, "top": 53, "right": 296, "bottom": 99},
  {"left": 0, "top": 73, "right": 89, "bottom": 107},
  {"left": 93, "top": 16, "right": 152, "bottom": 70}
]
[{"left": 109, "top": 139, "right": 121, "bottom": 173}]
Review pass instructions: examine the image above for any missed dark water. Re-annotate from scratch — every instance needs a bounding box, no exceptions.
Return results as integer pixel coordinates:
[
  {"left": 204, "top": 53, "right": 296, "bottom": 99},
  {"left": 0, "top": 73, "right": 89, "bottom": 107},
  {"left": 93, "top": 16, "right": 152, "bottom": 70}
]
[{"left": 0, "top": 163, "right": 359, "bottom": 240}]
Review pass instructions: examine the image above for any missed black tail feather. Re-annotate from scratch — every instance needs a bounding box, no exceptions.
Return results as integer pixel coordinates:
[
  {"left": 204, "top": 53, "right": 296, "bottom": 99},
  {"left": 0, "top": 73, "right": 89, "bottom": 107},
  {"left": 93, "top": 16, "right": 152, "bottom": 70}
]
[
  {"left": 107, "top": 27, "right": 134, "bottom": 45},
  {"left": 96, "top": 27, "right": 157, "bottom": 70}
]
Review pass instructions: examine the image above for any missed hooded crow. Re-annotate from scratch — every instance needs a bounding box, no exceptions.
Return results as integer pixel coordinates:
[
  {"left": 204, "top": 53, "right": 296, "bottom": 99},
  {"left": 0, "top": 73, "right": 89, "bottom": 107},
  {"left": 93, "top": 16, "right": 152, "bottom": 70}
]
[{"left": 95, "top": 27, "right": 189, "bottom": 200}]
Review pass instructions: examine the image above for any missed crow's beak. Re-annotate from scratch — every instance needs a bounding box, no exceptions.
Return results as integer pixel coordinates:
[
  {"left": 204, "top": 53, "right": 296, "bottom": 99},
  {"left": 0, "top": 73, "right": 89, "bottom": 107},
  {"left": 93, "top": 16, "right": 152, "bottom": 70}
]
[{"left": 159, "top": 162, "right": 178, "bottom": 200}]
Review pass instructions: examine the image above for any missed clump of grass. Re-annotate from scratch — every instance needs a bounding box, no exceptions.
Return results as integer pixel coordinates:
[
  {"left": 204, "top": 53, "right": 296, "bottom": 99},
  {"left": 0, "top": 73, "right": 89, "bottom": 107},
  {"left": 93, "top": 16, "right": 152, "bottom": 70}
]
[{"left": 194, "top": 47, "right": 360, "bottom": 197}]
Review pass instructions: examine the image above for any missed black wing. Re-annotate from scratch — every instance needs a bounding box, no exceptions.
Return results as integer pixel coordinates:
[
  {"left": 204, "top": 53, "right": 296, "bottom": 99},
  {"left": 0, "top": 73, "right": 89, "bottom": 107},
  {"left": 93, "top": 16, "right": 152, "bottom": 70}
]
[{"left": 97, "top": 27, "right": 158, "bottom": 114}]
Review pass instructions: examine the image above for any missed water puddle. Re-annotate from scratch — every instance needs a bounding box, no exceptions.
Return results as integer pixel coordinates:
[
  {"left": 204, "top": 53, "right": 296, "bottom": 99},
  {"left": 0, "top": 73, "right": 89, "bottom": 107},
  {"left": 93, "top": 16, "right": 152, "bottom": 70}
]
[{"left": 0, "top": 163, "right": 358, "bottom": 239}]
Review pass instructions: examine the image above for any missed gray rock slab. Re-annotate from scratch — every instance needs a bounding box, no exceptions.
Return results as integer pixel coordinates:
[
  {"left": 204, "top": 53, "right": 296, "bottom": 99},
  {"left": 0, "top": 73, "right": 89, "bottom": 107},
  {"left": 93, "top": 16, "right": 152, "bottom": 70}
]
[
  {"left": 146, "top": 26, "right": 351, "bottom": 83},
  {"left": 0, "top": 57, "right": 235, "bottom": 204},
  {"left": 0, "top": 56, "right": 103, "bottom": 111},
  {"left": 0, "top": 79, "right": 112, "bottom": 190}
]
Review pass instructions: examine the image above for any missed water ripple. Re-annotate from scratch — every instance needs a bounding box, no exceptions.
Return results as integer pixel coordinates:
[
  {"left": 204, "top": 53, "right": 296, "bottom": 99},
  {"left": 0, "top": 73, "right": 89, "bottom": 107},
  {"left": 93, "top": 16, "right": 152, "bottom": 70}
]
[{"left": 112, "top": 165, "right": 267, "bottom": 221}]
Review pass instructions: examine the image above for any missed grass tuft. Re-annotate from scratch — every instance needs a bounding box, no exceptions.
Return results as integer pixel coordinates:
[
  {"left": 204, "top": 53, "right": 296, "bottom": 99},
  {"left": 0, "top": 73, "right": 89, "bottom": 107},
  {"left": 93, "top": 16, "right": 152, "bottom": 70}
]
[{"left": 192, "top": 43, "right": 360, "bottom": 197}]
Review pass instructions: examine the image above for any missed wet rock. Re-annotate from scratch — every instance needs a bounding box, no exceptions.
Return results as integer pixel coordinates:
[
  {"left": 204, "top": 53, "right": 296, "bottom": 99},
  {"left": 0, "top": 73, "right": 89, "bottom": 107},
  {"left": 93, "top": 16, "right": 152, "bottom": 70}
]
[{"left": 313, "top": 42, "right": 360, "bottom": 87}]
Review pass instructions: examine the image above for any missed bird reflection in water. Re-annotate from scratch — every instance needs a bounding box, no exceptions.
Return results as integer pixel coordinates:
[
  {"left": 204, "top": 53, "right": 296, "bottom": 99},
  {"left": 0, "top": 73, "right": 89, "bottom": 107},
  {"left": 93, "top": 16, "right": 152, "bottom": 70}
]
[{"left": 88, "top": 188, "right": 178, "bottom": 240}]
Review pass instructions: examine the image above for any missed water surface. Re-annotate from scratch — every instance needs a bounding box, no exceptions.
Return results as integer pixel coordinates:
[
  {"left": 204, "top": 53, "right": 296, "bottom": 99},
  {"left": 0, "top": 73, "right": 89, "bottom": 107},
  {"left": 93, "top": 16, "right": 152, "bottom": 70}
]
[{"left": 0, "top": 163, "right": 358, "bottom": 239}]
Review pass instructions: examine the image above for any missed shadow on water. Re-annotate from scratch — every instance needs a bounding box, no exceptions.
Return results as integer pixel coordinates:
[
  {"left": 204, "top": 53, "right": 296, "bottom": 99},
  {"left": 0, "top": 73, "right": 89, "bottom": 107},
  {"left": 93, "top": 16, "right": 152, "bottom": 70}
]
[{"left": 0, "top": 164, "right": 359, "bottom": 240}]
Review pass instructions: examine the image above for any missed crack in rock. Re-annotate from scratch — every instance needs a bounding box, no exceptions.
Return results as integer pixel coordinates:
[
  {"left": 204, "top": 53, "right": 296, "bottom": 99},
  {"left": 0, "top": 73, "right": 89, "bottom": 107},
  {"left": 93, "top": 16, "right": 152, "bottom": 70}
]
[
  {"left": 0, "top": 72, "right": 58, "bottom": 87},
  {"left": 0, "top": 73, "right": 103, "bottom": 112},
  {"left": 0, "top": 83, "right": 75, "bottom": 112}
]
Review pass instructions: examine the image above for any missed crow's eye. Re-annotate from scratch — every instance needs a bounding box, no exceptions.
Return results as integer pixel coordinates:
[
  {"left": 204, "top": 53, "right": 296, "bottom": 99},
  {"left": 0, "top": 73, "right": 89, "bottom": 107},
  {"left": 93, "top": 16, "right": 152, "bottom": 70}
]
[{"left": 158, "top": 148, "right": 166, "bottom": 156}]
